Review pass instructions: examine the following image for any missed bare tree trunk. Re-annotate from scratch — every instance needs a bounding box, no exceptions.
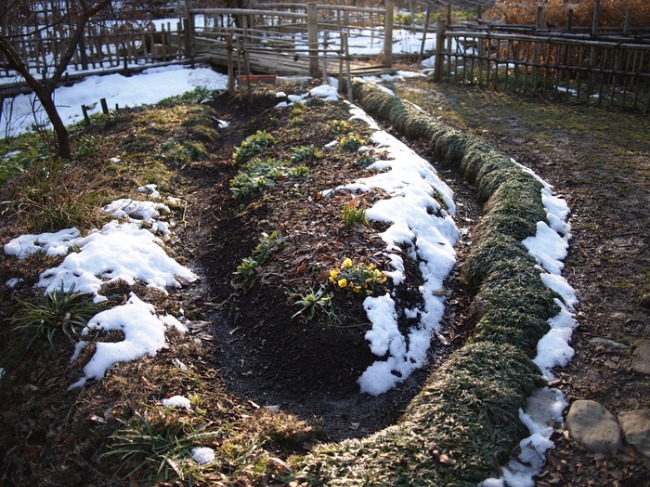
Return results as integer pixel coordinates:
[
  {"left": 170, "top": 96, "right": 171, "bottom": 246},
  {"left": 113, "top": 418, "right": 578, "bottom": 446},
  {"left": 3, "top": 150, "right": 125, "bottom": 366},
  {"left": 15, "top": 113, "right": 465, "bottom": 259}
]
[
  {"left": 0, "top": 0, "right": 111, "bottom": 159},
  {"left": 0, "top": 38, "right": 71, "bottom": 158}
]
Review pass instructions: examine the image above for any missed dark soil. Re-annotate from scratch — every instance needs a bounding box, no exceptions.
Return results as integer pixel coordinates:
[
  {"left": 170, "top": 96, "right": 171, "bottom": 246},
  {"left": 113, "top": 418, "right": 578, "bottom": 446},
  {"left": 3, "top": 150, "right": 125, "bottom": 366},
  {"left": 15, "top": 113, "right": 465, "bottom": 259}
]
[{"left": 181, "top": 89, "right": 479, "bottom": 442}]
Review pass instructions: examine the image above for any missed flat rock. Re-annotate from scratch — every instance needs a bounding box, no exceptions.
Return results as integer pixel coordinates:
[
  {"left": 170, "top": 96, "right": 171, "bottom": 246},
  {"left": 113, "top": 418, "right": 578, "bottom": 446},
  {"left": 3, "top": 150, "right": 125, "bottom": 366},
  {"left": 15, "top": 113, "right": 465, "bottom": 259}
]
[
  {"left": 631, "top": 341, "right": 650, "bottom": 375},
  {"left": 566, "top": 400, "right": 622, "bottom": 454},
  {"left": 618, "top": 409, "right": 650, "bottom": 460}
]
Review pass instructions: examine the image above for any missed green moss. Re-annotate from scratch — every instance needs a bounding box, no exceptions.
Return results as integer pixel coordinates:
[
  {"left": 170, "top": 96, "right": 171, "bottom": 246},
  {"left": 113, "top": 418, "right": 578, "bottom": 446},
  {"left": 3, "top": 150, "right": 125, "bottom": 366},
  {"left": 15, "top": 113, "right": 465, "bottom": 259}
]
[
  {"left": 299, "top": 343, "right": 543, "bottom": 486},
  {"left": 483, "top": 180, "right": 546, "bottom": 226},
  {"left": 475, "top": 167, "right": 534, "bottom": 203},
  {"left": 462, "top": 234, "right": 535, "bottom": 287},
  {"left": 469, "top": 272, "right": 561, "bottom": 324},
  {"left": 474, "top": 213, "right": 538, "bottom": 242}
]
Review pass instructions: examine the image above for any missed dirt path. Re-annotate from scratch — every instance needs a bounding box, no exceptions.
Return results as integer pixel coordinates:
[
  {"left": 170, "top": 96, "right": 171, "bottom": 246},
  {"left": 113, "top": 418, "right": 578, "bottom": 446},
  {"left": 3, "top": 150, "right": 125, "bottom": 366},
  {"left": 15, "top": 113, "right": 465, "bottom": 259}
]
[{"left": 392, "top": 78, "right": 650, "bottom": 485}]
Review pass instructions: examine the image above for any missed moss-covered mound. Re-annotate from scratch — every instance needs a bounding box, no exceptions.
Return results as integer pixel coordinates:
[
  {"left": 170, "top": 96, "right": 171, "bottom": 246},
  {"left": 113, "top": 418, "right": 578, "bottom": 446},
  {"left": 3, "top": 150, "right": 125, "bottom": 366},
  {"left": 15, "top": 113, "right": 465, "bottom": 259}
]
[{"left": 295, "top": 80, "right": 557, "bottom": 484}]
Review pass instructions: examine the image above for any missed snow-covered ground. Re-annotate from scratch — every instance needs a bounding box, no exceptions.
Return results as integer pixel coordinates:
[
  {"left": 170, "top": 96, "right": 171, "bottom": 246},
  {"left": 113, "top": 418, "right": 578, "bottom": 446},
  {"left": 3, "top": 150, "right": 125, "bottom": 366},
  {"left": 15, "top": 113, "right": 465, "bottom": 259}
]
[
  {"left": 1, "top": 48, "right": 577, "bottom": 484},
  {"left": 0, "top": 22, "right": 458, "bottom": 138}
]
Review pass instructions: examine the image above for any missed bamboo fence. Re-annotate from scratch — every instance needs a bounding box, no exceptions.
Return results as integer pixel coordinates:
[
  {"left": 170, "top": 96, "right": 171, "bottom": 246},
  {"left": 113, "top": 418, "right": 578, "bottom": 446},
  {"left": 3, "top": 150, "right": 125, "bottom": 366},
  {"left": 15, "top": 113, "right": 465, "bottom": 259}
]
[{"left": 433, "top": 5, "right": 650, "bottom": 113}]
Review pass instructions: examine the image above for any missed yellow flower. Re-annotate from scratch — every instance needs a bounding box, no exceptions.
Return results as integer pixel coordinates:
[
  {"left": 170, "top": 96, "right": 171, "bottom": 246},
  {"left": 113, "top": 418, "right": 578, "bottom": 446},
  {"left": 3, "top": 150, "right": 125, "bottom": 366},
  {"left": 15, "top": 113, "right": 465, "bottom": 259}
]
[
  {"left": 353, "top": 286, "right": 362, "bottom": 293},
  {"left": 342, "top": 258, "right": 353, "bottom": 268},
  {"left": 329, "top": 269, "right": 339, "bottom": 279},
  {"left": 338, "top": 278, "right": 348, "bottom": 288}
]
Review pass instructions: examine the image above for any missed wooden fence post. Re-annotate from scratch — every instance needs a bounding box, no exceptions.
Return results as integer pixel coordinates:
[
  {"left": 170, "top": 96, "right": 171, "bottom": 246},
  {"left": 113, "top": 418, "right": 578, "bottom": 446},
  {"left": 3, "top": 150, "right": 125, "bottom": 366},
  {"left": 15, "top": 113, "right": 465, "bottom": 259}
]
[
  {"left": 535, "top": 5, "right": 544, "bottom": 32},
  {"left": 418, "top": 5, "right": 431, "bottom": 63},
  {"left": 384, "top": 0, "right": 394, "bottom": 67},
  {"left": 592, "top": 0, "right": 601, "bottom": 36},
  {"left": 624, "top": 8, "right": 632, "bottom": 35},
  {"left": 307, "top": 2, "right": 320, "bottom": 78},
  {"left": 226, "top": 35, "right": 235, "bottom": 96},
  {"left": 433, "top": 21, "right": 445, "bottom": 82},
  {"left": 183, "top": 0, "right": 195, "bottom": 65}
]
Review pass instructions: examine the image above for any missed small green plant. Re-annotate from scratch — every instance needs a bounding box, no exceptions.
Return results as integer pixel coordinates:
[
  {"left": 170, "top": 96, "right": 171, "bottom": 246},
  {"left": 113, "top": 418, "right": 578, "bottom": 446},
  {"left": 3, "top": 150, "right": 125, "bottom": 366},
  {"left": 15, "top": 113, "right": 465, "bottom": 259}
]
[
  {"left": 340, "top": 198, "right": 367, "bottom": 227},
  {"left": 103, "top": 410, "right": 218, "bottom": 484},
  {"left": 252, "top": 231, "right": 286, "bottom": 265},
  {"left": 287, "top": 286, "right": 332, "bottom": 322},
  {"left": 329, "top": 120, "right": 351, "bottom": 133},
  {"left": 232, "top": 232, "right": 286, "bottom": 290},
  {"left": 4, "top": 287, "right": 103, "bottom": 363},
  {"left": 356, "top": 149, "right": 390, "bottom": 168},
  {"left": 328, "top": 258, "right": 388, "bottom": 296},
  {"left": 232, "top": 131, "right": 277, "bottom": 165},
  {"left": 290, "top": 102, "right": 305, "bottom": 118},
  {"left": 339, "top": 134, "right": 365, "bottom": 153},
  {"left": 159, "top": 141, "right": 208, "bottom": 166},
  {"left": 73, "top": 134, "right": 101, "bottom": 158},
  {"left": 230, "top": 158, "right": 309, "bottom": 198},
  {"left": 291, "top": 145, "right": 322, "bottom": 164}
]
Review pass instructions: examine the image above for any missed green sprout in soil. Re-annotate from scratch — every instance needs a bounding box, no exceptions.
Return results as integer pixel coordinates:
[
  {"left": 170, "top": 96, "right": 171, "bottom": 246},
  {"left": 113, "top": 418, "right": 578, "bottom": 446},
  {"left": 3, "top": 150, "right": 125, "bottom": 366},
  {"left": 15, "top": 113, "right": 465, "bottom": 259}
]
[
  {"left": 287, "top": 286, "right": 332, "bottom": 323},
  {"left": 232, "top": 231, "right": 286, "bottom": 290},
  {"left": 341, "top": 198, "right": 368, "bottom": 227},
  {"left": 229, "top": 158, "right": 309, "bottom": 198},
  {"left": 232, "top": 130, "right": 277, "bottom": 165}
]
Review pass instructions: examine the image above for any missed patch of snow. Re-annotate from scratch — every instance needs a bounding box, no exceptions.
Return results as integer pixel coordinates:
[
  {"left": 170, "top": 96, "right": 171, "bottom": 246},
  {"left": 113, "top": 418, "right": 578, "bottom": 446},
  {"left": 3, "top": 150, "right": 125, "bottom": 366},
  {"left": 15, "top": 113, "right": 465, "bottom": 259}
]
[
  {"left": 37, "top": 220, "right": 197, "bottom": 303},
  {"left": 4, "top": 228, "right": 80, "bottom": 259},
  {"left": 192, "top": 447, "right": 215, "bottom": 464},
  {"left": 162, "top": 395, "right": 191, "bottom": 409},
  {"left": 327, "top": 99, "right": 458, "bottom": 396},
  {"left": 69, "top": 293, "right": 185, "bottom": 389}
]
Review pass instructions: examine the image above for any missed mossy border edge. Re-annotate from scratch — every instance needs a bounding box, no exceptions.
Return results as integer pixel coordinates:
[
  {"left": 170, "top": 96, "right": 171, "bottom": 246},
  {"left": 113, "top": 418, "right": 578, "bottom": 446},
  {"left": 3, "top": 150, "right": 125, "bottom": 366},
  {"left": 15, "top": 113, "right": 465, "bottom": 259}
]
[{"left": 294, "top": 80, "right": 555, "bottom": 485}]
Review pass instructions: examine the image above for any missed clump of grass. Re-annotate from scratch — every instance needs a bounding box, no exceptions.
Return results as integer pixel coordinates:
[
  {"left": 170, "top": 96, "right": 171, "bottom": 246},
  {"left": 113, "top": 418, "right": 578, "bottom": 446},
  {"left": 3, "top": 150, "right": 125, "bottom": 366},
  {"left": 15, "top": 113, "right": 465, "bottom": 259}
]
[
  {"left": 3, "top": 287, "right": 103, "bottom": 365},
  {"left": 103, "top": 409, "right": 220, "bottom": 485},
  {"left": 462, "top": 234, "right": 535, "bottom": 287},
  {"left": 483, "top": 180, "right": 546, "bottom": 226},
  {"left": 471, "top": 309, "right": 550, "bottom": 355},
  {"left": 469, "top": 269, "right": 561, "bottom": 324},
  {"left": 474, "top": 213, "right": 538, "bottom": 242},
  {"left": 10, "top": 157, "right": 105, "bottom": 233},
  {"left": 340, "top": 198, "right": 367, "bottom": 227},
  {"left": 232, "top": 130, "right": 277, "bottom": 165},
  {"left": 158, "top": 140, "right": 208, "bottom": 167},
  {"left": 475, "top": 167, "right": 534, "bottom": 203},
  {"left": 0, "top": 134, "right": 49, "bottom": 184}
]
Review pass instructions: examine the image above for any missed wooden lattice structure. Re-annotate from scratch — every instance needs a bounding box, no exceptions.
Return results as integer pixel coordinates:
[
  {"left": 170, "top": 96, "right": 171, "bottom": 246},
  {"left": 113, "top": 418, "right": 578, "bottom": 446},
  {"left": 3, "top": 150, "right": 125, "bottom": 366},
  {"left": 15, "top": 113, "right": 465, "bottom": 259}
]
[{"left": 432, "top": 3, "right": 650, "bottom": 112}]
